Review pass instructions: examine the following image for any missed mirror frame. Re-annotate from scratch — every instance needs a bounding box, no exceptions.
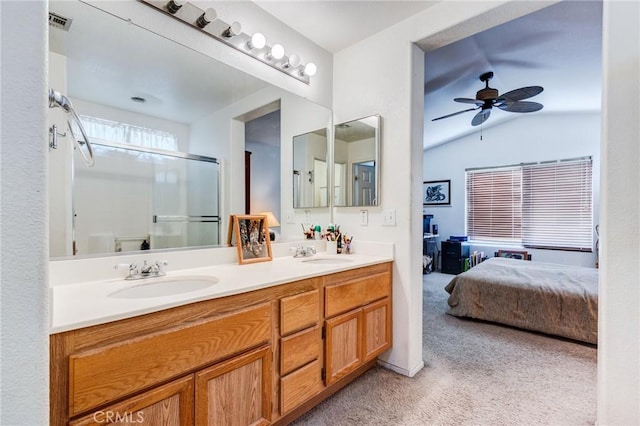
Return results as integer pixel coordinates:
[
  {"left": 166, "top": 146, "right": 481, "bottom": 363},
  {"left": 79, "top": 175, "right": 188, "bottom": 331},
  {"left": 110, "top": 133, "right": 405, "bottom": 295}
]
[{"left": 332, "top": 114, "right": 381, "bottom": 207}]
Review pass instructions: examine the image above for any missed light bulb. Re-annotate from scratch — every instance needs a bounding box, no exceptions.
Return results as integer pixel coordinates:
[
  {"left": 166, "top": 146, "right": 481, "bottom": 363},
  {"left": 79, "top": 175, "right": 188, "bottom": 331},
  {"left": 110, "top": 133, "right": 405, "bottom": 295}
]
[
  {"left": 166, "top": 0, "right": 185, "bottom": 14},
  {"left": 303, "top": 63, "right": 317, "bottom": 77},
  {"left": 247, "top": 32, "right": 266, "bottom": 50},
  {"left": 196, "top": 8, "right": 217, "bottom": 28},
  {"left": 269, "top": 44, "right": 285, "bottom": 60},
  {"left": 285, "top": 53, "right": 300, "bottom": 69},
  {"left": 222, "top": 21, "right": 241, "bottom": 38}
]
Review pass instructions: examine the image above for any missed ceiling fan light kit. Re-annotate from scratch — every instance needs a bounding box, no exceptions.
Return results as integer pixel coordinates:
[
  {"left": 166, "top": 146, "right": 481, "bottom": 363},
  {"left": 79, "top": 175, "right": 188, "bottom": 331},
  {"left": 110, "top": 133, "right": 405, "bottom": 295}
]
[{"left": 432, "top": 71, "right": 544, "bottom": 127}]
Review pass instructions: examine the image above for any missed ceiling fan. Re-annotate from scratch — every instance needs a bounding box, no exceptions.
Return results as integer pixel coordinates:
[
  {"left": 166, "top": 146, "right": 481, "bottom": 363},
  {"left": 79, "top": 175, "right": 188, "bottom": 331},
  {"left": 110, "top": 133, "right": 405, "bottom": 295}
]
[{"left": 432, "top": 71, "right": 544, "bottom": 126}]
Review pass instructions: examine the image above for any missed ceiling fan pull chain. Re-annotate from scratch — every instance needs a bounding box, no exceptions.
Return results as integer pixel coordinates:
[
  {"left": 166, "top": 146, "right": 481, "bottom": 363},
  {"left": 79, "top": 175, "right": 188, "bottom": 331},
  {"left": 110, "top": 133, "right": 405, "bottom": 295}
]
[{"left": 480, "top": 124, "right": 483, "bottom": 141}]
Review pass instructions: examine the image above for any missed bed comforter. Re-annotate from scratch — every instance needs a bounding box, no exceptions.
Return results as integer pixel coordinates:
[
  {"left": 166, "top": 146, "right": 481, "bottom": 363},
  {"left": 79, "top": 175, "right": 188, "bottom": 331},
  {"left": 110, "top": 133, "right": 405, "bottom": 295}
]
[{"left": 444, "top": 257, "right": 598, "bottom": 344}]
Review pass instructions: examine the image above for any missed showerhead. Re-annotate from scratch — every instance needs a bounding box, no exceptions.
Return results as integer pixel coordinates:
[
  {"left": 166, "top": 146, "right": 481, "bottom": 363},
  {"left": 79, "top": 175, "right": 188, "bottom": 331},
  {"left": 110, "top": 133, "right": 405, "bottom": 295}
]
[{"left": 49, "top": 89, "right": 73, "bottom": 112}]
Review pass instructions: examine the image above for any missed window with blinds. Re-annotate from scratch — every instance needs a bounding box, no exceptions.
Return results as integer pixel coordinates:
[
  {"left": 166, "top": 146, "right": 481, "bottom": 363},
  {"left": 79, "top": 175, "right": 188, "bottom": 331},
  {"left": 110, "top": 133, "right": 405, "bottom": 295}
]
[
  {"left": 522, "top": 159, "right": 593, "bottom": 250},
  {"left": 466, "top": 157, "right": 593, "bottom": 251},
  {"left": 466, "top": 167, "right": 522, "bottom": 244}
]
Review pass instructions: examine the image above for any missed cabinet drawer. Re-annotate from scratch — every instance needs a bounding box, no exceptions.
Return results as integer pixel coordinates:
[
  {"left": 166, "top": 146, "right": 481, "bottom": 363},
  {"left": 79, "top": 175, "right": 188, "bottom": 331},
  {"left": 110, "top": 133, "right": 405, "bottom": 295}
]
[
  {"left": 280, "top": 360, "right": 322, "bottom": 414},
  {"left": 325, "top": 272, "right": 390, "bottom": 318},
  {"left": 280, "top": 326, "right": 320, "bottom": 376},
  {"left": 68, "top": 303, "right": 271, "bottom": 417},
  {"left": 280, "top": 290, "right": 319, "bottom": 336}
]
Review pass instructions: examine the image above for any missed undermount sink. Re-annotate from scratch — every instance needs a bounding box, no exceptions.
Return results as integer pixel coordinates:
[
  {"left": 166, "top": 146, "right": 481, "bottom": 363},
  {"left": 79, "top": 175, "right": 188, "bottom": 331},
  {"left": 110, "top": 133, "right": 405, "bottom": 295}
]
[
  {"left": 109, "top": 276, "right": 219, "bottom": 299},
  {"left": 301, "top": 257, "right": 354, "bottom": 265}
]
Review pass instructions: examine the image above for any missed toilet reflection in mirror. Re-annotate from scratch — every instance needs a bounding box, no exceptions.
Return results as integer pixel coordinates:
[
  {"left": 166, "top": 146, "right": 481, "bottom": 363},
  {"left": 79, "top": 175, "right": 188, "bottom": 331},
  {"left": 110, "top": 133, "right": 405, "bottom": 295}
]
[
  {"left": 292, "top": 128, "right": 329, "bottom": 208},
  {"left": 333, "top": 115, "right": 381, "bottom": 207}
]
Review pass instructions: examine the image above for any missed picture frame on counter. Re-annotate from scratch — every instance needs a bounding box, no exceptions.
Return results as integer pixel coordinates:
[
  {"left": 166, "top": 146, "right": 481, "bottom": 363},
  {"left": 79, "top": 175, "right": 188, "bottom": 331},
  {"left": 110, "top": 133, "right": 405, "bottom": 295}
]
[{"left": 233, "top": 215, "right": 273, "bottom": 265}]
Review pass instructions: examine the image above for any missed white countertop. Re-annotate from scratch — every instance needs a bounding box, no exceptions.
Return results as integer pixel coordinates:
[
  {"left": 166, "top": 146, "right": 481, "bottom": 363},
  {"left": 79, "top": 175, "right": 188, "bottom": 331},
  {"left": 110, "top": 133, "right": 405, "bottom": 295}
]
[{"left": 50, "top": 251, "right": 393, "bottom": 334}]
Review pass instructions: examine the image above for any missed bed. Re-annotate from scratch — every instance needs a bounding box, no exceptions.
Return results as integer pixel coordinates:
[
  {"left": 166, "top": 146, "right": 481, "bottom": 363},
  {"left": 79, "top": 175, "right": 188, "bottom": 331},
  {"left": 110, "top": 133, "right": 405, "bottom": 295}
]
[{"left": 444, "top": 257, "right": 598, "bottom": 344}]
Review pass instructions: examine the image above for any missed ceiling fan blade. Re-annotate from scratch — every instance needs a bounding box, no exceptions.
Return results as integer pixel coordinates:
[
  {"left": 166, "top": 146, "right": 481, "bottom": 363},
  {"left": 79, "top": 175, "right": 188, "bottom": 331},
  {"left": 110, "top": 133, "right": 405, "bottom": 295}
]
[
  {"left": 498, "top": 86, "right": 543, "bottom": 102},
  {"left": 454, "top": 97, "right": 484, "bottom": 106},
  {"left": 431, "top": 107, "right": 478, "bottom": 121},
  {"left": 471, "top": 108, "right": 491, "bottom": 126},
  {"left": 498, "top": 101, "right": 544, "bottom": 113}
]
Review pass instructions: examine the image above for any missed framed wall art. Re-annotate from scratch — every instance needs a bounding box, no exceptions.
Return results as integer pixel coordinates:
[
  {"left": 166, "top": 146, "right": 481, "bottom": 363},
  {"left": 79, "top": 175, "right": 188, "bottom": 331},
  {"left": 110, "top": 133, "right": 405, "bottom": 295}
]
[
  {"left": 423, "top": 180, "right": 451, "bottom": 206},
  {"left": 233, "top": 215, "right": 273, "bottom": 265}
]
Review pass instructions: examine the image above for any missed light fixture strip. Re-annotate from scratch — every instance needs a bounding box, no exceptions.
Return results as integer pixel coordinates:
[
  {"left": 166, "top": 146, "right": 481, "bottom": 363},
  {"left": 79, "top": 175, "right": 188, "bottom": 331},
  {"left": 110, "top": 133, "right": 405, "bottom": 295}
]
[{"left": 140, "top": 0, "right": 312, "bottom": 84}]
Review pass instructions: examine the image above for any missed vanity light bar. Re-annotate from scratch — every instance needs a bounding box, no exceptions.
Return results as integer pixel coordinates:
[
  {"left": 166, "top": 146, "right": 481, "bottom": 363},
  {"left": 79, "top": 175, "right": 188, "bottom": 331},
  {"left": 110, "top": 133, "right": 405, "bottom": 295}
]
[{"left": 140, "top": 0, "right": 316, "bottom": 84}]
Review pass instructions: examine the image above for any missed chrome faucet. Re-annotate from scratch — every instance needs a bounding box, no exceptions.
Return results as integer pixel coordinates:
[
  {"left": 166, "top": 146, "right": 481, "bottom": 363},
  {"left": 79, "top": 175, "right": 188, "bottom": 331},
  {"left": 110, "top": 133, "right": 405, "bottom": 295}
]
[
  {"left": 294, "top": 246, "right": 316, "bottom": 258},
  {"left": 116, "top": 260, "right": 168, "bottom": 280}
]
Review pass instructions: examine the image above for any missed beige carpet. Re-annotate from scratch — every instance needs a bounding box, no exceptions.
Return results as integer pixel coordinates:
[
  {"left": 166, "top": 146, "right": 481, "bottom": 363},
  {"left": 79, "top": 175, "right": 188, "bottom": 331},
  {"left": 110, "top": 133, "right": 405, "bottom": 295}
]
[{"left": 293, "top": 272, "right": 597, "bottom": 425}]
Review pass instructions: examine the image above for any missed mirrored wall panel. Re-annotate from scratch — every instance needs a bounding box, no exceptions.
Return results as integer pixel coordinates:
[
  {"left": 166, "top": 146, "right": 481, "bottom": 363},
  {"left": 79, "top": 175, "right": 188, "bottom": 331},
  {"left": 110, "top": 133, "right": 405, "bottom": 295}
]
[
  {"left": 333, "top": 115, "right": 381, "bottom": 207},
  {"left": 292, "top": 128, "right": 328, "bottom": 208},
  {"left": 48, "top": 0, "right": 332, "bottom": 258}
]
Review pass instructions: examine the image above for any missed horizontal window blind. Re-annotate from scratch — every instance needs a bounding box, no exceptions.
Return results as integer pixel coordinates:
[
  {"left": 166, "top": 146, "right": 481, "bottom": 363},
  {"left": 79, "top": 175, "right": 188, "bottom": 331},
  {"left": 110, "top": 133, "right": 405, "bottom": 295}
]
[
  {"left": 522, "top": 158, "right": 593, "bottom": 250},
  {"left": 76, "top": 115, "right": 179, "bottom": 151},
  {"left": 466, "top": 167, "right": 522, "bottom": 243}
]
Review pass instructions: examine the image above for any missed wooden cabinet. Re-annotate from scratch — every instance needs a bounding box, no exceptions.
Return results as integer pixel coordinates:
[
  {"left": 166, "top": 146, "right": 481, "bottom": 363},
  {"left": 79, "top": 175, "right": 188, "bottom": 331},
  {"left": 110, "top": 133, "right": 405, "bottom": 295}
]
[
  {"left": 323, "top": 262, "right": 392, "bottom": 386},
  {"left": 51, "top": 263, "right": 392, "bottom": 426},
  {"left": 196, "top": 345, "right": 271, "bottom": 426},
  {"left": 362, "top": 297, "right": 392, "bottom": 362},
  {"left": 69, "top": 376, "right": 194, "bottom": 426},
  {"left": 52, "top": 302, "right": 273, "bottom": 426},
  {"left": 325, "top": 309, "right": 363, "bottom": 384}
]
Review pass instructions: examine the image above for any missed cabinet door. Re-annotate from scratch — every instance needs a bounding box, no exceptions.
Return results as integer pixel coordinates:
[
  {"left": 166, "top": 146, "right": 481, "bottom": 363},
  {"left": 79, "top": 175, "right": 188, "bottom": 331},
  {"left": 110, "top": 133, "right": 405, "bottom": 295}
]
[
  {"left": 195, "top": 345, "right": 272, "bottom": 426},
  {"left": 362, "top": 297, "right": 392, "bottom": 362},
  {"left": 324, "top": 309, "right": 362, "bottom": 385},
  {"left": 69, "top": 375, "right": 194, "bottom": 426}
]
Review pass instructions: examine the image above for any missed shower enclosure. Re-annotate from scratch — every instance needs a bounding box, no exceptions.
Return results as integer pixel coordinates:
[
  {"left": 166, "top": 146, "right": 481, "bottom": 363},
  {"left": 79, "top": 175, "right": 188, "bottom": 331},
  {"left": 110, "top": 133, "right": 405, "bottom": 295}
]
[{"left": 71, "top": 141, "right": 220, "bottom": 256}]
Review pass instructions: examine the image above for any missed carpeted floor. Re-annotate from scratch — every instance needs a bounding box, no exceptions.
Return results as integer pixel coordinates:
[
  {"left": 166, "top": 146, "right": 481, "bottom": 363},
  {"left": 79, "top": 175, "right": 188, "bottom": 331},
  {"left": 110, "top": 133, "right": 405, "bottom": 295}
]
[{"left": 292, "top": 272, "right": 597, "bottom": 425}]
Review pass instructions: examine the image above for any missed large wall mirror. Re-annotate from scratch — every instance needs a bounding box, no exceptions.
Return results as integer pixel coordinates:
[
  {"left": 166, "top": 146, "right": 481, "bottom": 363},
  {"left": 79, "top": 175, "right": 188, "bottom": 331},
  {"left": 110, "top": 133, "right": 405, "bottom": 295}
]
[
  {"left": 48, "top": 0, "right": 331, "bottom": 259},
  {"left": 333, "top": 115, "right": 381, "bottom": 207},
  {"left": 292, "top": 128, "right": 329, "bottom": 208}
]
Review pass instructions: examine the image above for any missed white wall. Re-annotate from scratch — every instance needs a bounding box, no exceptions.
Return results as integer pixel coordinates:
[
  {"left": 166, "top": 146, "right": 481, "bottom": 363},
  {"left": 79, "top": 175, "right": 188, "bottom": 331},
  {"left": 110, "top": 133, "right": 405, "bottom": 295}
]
[
  {"left": 332, "top": 0, "right": 553, "bottom": 378},
  {"left": 423, "top": 112, "right": 600, "bottom": 267},
  {"left": 0, "top": 1, "right": 50, "bottom": 424},
  {"left": 598, "top": 0, "right": 640, "bottom": 423}
]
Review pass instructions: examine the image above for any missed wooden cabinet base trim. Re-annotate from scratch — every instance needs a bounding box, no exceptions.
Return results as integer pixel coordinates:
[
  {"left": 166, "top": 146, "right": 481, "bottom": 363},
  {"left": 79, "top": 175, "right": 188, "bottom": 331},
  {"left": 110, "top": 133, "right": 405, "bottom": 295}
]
[{"left": 272, "top": 359, "right": 377, "bottom": 426}]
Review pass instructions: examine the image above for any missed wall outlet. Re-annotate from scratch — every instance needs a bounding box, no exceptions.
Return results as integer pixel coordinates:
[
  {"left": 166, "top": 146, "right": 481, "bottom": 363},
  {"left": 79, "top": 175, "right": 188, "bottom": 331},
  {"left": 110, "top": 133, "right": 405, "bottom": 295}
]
[
  {"left": 382, "top": 209, "right": 396, "bottom": 226},
  {"left": 360, "top": 209, "right": 368, "bottom": 226}
]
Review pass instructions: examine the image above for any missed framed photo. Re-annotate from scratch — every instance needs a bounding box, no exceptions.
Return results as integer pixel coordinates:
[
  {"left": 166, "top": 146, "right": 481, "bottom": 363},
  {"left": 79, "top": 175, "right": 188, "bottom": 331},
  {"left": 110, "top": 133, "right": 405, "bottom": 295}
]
[
  {"left": 423, "top": 180, "right": 451, "bottom": 206},
  {"left": 233, "top": 215, "right": 272, "bottom": 265},
  {"left": 496, "top": 250, "right": 529, "bottom": 260}
]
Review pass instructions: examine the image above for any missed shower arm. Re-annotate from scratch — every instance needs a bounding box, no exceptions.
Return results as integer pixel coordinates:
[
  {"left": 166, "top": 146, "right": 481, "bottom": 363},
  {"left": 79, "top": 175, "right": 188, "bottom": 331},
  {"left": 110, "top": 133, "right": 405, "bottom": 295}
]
[{"left": 49, "top": 89, "right": 95, "bottom": 167}]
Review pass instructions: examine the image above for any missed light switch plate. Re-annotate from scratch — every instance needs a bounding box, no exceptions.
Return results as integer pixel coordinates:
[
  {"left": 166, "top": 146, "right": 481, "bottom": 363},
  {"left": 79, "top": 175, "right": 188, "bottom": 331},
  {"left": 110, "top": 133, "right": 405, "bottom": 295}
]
[
  {"left": 360, "top": 210, "right": 368, "bottom": 226},
  {"left": 382, "top": 209, "right": 396, "bottom": 226},
  {"left": 285, "top": 211, "right": 295, "bottom": 224}
]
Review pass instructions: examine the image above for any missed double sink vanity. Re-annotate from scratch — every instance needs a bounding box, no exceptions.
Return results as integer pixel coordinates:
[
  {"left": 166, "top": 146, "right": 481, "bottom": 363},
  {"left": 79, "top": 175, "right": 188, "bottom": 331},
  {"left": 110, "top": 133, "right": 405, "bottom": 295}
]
[{"left": 50, "top": 244, "right": 394, "bottom": 425}]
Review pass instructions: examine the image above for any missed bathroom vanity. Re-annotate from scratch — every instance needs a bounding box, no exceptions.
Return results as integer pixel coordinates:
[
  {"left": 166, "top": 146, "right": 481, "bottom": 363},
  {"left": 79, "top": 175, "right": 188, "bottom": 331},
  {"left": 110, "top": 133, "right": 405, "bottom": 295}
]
[{"left": 49, "top": 255, "right": 392, "bottom": 425}]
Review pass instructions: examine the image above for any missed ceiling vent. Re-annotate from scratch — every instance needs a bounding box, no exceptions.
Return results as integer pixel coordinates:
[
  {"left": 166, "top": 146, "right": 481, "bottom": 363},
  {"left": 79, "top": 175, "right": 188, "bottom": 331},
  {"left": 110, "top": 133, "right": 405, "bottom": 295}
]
[{"left": 49, "top": 12, "right": 72, "bottom": 31}]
